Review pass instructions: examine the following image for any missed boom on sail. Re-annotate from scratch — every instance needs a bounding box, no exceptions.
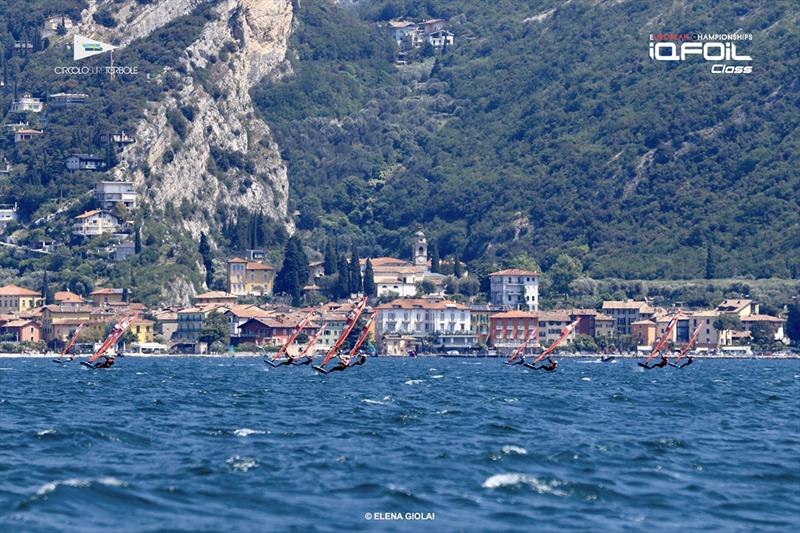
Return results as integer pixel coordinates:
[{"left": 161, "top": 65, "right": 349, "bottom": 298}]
[
  {"left": 87, "top": 312, "right": 137, "bottom": 363},
  {"left": 272, "top": 310, "right": 315, "bottom": 361},
  {"left": 530, "top": 318, "right": 580, "bottom": 366},
  {"left": 52, "top": 322, "right": 86, "bottom": 363}
]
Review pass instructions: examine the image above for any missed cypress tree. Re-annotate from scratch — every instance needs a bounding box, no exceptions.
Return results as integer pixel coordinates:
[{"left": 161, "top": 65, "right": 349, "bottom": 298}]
[
  {"left": 336, "top": 254, "right": 350, "bottom": 298},
  {"left": 349, "top": 247, "right": 362, "bottom": 294},
  {"left": 363, "top": 259, "right": 376, "bottom": 296},
  {"left": 430, "top": 242, "right": 440, "bottom": 273},
  {"left": 276, "top": 235, "right": 309, "bottom": 304},
  {"left": 324, "top": 239, "right": 337, "bottom": 275},
  {"left": 705, "top": 242, "right": 716, "bottom": 279},
  {"left": 134, "top": 224, "right": 142, "bottom": 254},
  {"left": 199, "top": 232, "right": 213, "bottom": 288}
]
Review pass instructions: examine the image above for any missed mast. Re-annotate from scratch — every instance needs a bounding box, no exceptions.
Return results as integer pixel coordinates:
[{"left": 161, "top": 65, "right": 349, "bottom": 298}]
[
  {"left": 296, "top": 324, "right": 324, "bottom": 358},
  {"left": 348, "top": 312, "right": 376, "bottom": 356},
  {"left": 88, "top": 313, "right": 136, "bottom": 362},
  {"left": 675, "top": 322, "right": 703, "bottom": 364},
  {"left": 62, "top": 322, "right": 86, "bottom": 361},
  {"left": 272, "top": 310, "right": 315, "bottom": 360},
  {"left": 531, "top": 319, "right": 580, "bottom": 365},
  {"left": 320, "top": 297, "right": 368, "bottom": 367},
  {"left": 507, "top": 324, "right": 537, "bottom": 364}
]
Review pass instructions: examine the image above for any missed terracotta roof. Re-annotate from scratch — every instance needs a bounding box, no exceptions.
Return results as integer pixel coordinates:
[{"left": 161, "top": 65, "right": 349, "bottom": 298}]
[
  {"left": 131, "top": 318, "right": 154, "bottom": 326},
  {"left": 489, "top": 269, "right": 539, "bottom": 277},
  {"left": 54, "top": 290, "right": 83, "bottom": 302},
  {"left": 228, "top": 257, "right": 248, "bottom": 263},
  {"left": 375, "top": 298, "right": 468, "bottom": 311},
  {"left": 594, "top": 313, "right": 614, "bottom": 321},
  {"left": 360, "top": 257, "right": 412, "bottom": 268},
  {"left": 75, "top": 209, "right": 103, "bottom": 220},
  {"left": 91, "top": 288, "right": 123, "bottom": 295},
  {"left": 246, "top": 262, "right": 274, "bottom": 271},
  {"left": 535, "top": 311, "right": 572, "bottom": 321},
  {"left": 388, "top": 20, "right": 417, "bottom": 28},
  {"left": 15, "top": 128, "right": 43, "bottom": 134},
  {"left": 308, "top": 261, "right": 324, "bottom": 267},
  {"left": 489, "top": 310, "right": 536, "bottom": 319},
  {"left": 741, "top": 314, "right": 783, "bottom": 323},
  {"left": 716, "top": 299, "right": 753, "bottom": 312},
  {"left": 3, "top": 319, "right": 37, "bottom": 328},
  {"left": 195, "top": 291, "right": 237, "bottom": 300},
  {"left": 0, "top": 285, "right": 40, "bottom": 296},
  {"left": 631, "top": 319, "right": 656, "bottom": 326},
  {"left": 224, "top": 305, "right": 272, "bottom": 319}
]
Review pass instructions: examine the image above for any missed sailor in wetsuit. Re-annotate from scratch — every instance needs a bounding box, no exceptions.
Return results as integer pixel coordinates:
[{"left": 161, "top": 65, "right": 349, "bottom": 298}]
[
  {"left": 327, "top": 353, "right": 351, "bottom": 373},
  {"left": 350, "top": 354, "right": 367, "bottom": 366},
  {"left": 91, "top": 355, "right": 115, "bottom": 369},
  {"left": 292, "top": 355, "right": 313, "bottom": 366},
  {"left": 531, "top": 357, "right": 558, "bottom": 371},
  {"left": 508, "top": 356, "right": 527, "bottom": 365},
  {"left": 670, "top": 356, "right": 693, "bottom": 369},
  {"left": 639, "top": 355, "right": 669, "bottom": 369}
]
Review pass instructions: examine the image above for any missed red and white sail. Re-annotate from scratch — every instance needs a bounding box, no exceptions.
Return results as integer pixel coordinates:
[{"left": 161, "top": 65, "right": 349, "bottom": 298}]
[
  {"left": 272, "top": 310, "right": 315, "bottom": 361},
  {"left": 348, "top": 313, "right": 376, "bottom": 356},
  {"left": 88, "top": 313, "right": 136, "bottom": 363},
  {"left": 644, "top": 312, "right": 682, "bottom": 364},
  {"left": 507, "top": 324, "right": 538, "bottom": 364},
  {"left": 532, "top": 319, "right": 580, "bottom": 365},
  {"left": 62, "top": 322, "right": 86, "bottom": 361},
  {"left": 675, "top": 322, "right": 703, "bottom": 364},
  {"left": 320, "top": 297, "right": 368, "bottom": 367}
]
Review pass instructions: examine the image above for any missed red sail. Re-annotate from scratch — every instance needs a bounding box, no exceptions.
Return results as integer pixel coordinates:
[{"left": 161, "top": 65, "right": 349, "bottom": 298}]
[
  {"left": 272, "top": 310, "right": 315, "bottom": 360},
  {"left": 348, "top": 313, "right": 376, "bottom": 356},
  {"left": 532, "top": 319, "right": 580, "bottom": 365},
  {"left": 88, "top": 313, "right": 136, "bottom": 362},
  {"left": 296, "top": 324, "right": 324, "bottom": 359},
  {"left": 675, "top": 322, "right": 703, "bottom": 364},
  {"left": 645, "top": 313, "right": 681, "bottom": 364},
  {"left": 321, "top": 297, "right": 368, "bottom": 367},
  {"left": 62, "top": 322, "right": 86, "bottom": 361},
  {"left": 507, "top": 324, "right": 538, "bottom": 364}
]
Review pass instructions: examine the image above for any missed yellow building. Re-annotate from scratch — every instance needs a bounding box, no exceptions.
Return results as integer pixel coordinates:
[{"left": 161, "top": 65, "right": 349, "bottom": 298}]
[
  {"left": 227, "top": 258, "right": 275, "bottom": 297},
  {"left": 130, "top": 318, "right": 154, "bottom": 344},
  {"left": 631, "top": 320, "right": 657, "bottom": 346},
  {"left": 0, "top": 285, "right": 44, "bottom": 313},
  {"left": 90, "top": 287, "right": 124, "bottom": 306}
]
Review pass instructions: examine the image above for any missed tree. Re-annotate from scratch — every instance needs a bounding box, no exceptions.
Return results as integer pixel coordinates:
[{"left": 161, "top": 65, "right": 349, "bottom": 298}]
[
  {"left": 713, "top": 313, "right": 741, "bottom": 332},
  {"left": 336, "top": 254, "right": 351, "bottom": 298},
  {"left": 199, "top": 311, "right": 230, "bottom": 346},
  {"left": 453, "top": 256, "right": 464, "bottom": 278},
  {"left": 750, "top": 322, "right": 776, "bottom": 350},
  {"left": 705, "top": 242, "right": 716, "bottom": 279},
  {"left": 786, "top": 304, "right": 800, "bottom": 345},
  {"left": 430, "top": 242, "right": 440, "bottom": 273},
  {"left": 199, "top": 232, "right": 213, "bottom": 288},
  {"left": 363, "top": 258, "right": 376, "bottom": 296},
  {"left": 41, "top": 270, "right": 53, "bottom": 304},
  {"left": 134, "top": 224, "right": 142, "bottom": 254},
  {"left": 276, "top": 235, "right": 309, "bottom": 305},
  {"left": 324, "top": 239, "right": 337, "bottom": 275},
  {"left": 349, "top": 247, "right": 362, "bottom": 294},
  {"left": 549, "top": 254, "right": 583, "bottom": 295}
]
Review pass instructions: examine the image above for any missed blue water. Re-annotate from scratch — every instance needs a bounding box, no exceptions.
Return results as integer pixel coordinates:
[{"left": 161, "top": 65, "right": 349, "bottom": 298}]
[{"left": 1, "top": 357, "right": 798, "bottom": 532}]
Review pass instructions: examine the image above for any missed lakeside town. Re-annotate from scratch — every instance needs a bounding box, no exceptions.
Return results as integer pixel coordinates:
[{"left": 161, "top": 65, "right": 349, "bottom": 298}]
[{"left": 0, "top": 230, "right": 793, "bottom": 358}]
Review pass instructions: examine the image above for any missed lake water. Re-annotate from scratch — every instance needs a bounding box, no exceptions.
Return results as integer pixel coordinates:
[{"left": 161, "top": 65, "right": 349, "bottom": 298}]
[{"left": 1, "top": 357, "right": 798, "bottom": 531}]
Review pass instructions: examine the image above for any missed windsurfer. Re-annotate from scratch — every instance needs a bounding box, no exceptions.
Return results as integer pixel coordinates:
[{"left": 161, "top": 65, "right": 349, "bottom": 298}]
[
  {"left": 639, "top": 355, "right": 669, "bottom": 369},
  {"left": 531, "top": 357, "right": 558, "bottom": 371},
  {"left": 89, "top": 355, "right": 115, "bottom": 369},
  {"left": 670, "top": 356, "right": 693, "bottom": 368}
]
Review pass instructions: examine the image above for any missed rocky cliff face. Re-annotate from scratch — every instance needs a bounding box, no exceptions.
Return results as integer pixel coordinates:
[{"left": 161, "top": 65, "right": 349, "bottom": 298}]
[{"left": 78, "top": 0, "right": 294, "bottom": 239}]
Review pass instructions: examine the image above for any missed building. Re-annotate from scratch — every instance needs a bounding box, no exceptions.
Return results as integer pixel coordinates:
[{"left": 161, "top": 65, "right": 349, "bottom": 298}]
[
  {"left": 715, "top": 299, "right": 759, "bottom": 318},
  {"left": 130, "top": 318, "right": 155, "bottom": 344},
  {"left": 53, "top": 291, "right": 84, "bottom": 307},
  {"left": 308, "top": 261, "right": 325, "bottom": 279},
  {"left": 49, "top": 93, "right": 89, "bottom": 108},
  {"left": 0, "top": 285, "right": 44, "bottom": 313},
  {"left": 427, "top": 30, "right": 454, "bottom": 48},
  {"left": 421, "top": 18, "right": 447, "bottom": 33},
  {"left": 469, "top": 304, "right": 506, "bottom": 347},
  {"left": 40, "top": 305, "right": 103, "bottom": 342},
  {"left": 73, "top": 210, "right": 120, "bottom": 237},
  {"left": 175, "top": 307, "right": 216, "bottom": 343},
  {"left": 0, "top": 158, "right": 10, "bottom": 174},
  {"left": 594, "top": 313, "right": 616, "bottom": 338},
  {"left": 100, "top": 131, "right": 135, "bottom": 145},
  {"left": 489, "top": 269, "right": 540, "bottom": 311},
  {"left": 740, "top": 314, "right": 787, "bottom": 343},
  {"left": 388, "top": 20, "right": 418, "bottom": 46},
  {"left": 536, "top": 311, "right": 574, "bottom": 346},
  {"left": 14, "top": 129, "right": 43, "bottom": 143},
  {"left": 375, "top": 298, "right": 473, "bottom": 353},
  {"left": 152, "top": 310, "right": 179, "bottom": 341},
  {"left": 194, "top": 291, "right": 238, "bottom": 307},
  {"left": 412, "top": 230, "right": 428, "bottom": 267},
  {"left": 686, "top": 310, "right": 732, "bottom": 349},
  {"left": 10, "top": 94, "right": 43, "bottom": 113},
  {"left": 42, "top": 15, "right": 74, "bottom": 37},
  {"left": 66, "top": 154, "right": 107, "bottom": 171},
  {"left": 113, "top": 241, "right": 136, "bottom": 262},
  {"left": 2, "top": 319, "right": 41, "bottom": 342},
  {"left": 488, "top": 310, "right": 538, "bottom": 354},
  {"left": 226, "top": 258, "right": 275, "bottom": 297},
  {"left": 631, "top": 320, "right": 656, "bottom": 346},
  {"left": 238, "top": 313, "right": 319, "bottom": 355},
  {"left": 601, "top": 301, "right": 657, "bottom": 336},
  {"left": 224, "top": 304, "right": 273, "bottom": 338},
  {"left": 95, "top": 181, "right": 138, "bottom": 211},
  {"left": 0, "top": 203, "right": 18, "bottom": 227},
  {"left": 90, "top": 288, "right": 124, "bottom": 306}
]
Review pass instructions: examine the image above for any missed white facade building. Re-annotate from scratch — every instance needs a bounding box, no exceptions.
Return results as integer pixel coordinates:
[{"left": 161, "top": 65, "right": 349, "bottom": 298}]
[
  {"left": 375, "top": 298, "right": 474, "bottom": 351},
  {"left": 10, "top": 94, "right": 43, "bottom": 113},
  {"left": 73, "top": 210, "right": 120, "bottom": 237},
  {"left": 95, "top": 181, "right": 138, "bottom": 211},
  {"left": 489, "top": 269, "right": 540, "bottom": 311}
]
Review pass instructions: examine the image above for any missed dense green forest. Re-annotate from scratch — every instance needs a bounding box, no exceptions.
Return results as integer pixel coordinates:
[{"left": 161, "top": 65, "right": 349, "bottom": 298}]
[{"left": 254, "top": 0, "right": 800, "bottom": 282}]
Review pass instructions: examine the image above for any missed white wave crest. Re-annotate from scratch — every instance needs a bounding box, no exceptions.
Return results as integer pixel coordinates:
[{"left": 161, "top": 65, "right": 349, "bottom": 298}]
[
  {"left": 431, "top": 374, "right": 444, "bottom": 379},
  {"left": 581, "top": 377, "right": 592, "bottom": 382},
  {"left": 36, "top": 477, "right": 127, "bottom": 497},
  {"left": 233, "top": 428, "right": 265, "bottom": 437},
  {"left": 361, "top": 399, "right": 385, "bottom": 405},
  {"left": 482, "top": 473, "right": 566, "bottom": 496},
  {"left": 36, "top": 429, "right": 57, "bottom": 436},
  {"left": 501, "top": 445, "right": 528, "bottom": 455},
  {"left": 227, "top": 456, "right": 259, "bottom": 472},
  {"left": 404, "top": 379, "right": 424, "bottom": 385}
]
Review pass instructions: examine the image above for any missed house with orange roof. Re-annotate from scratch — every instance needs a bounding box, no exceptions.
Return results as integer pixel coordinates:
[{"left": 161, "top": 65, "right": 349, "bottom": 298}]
[
  {"left": 90, "top": 287, "right": 124, "bottom": 306},
  {"left": 0, "top": 285, "right": 44, "bottom": 313},
  {"left": 54, "top": 290, "right": 85, "bottom": 307},
  {"left": 195, "top": 291, "right": 238, "bottom": 306},
  {"left": 375, "top": 298, "right": 474, "bottom": 354},
  {"left": 226, "top": 258, "right": 275, "bottom": 297},
  {"left": 602, "top": 300, "right": 658, "bottom": 336},
  {"left": 73, "top": 209, "right": 120, "bottom": 237},
  {"left": 489, "top": 268, "right": 540, "bottom": 311},
  {"left": 1, "top": 318, "right": 41, "bottom": 342}
]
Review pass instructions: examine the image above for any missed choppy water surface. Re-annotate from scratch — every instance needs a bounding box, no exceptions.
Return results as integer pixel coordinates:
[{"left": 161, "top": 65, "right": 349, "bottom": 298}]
[{"left": 1, "top": 357, "right": 798, "bottom": 531}]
